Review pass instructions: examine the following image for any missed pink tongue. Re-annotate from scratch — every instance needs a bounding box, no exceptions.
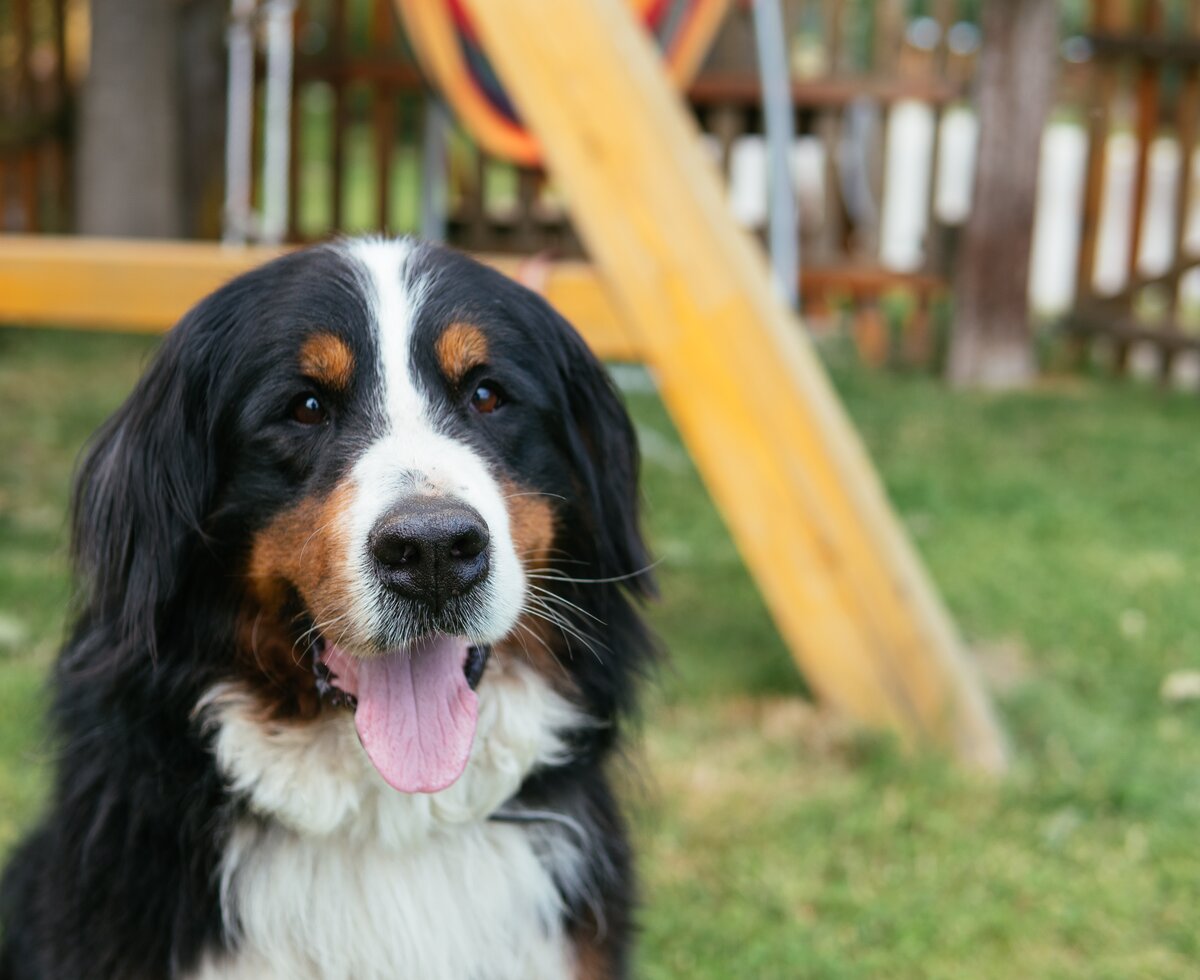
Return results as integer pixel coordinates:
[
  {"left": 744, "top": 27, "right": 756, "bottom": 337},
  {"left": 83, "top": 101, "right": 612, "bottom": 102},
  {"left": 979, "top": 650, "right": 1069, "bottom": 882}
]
[{"left": 322, "top": 637, "right": 478, "bottom": 794}]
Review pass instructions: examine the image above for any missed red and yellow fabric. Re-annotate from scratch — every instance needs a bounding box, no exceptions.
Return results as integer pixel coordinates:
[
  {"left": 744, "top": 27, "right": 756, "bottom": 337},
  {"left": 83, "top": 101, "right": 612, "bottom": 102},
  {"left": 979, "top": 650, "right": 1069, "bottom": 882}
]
[{"left": 395, "top": 0, "right": 729, "bottom": 166}]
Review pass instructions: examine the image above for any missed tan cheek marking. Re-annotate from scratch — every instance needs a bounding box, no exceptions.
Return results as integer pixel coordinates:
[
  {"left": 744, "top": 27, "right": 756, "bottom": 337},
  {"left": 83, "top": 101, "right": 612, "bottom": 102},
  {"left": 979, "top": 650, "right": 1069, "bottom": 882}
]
[
  {"left": 436, "top": 322, "right": 489, "bottom": 382},
  {"left": 241, "top": 481, "right": 358, "bottom": 719},
  {"left": 496, "top": 479, "right": 577, "bottom": 688},
  {"left": 502, "top": 479, "right": 557, "bottom": 572},
  {"left": 299, "top": 333, "right": 355, "bottom": 390},
  {"left": 248, "top": 480, "right": 356, "bottom": 617},
  {"left": 246, "top": 485, "right": 352, "bottom": 594}
]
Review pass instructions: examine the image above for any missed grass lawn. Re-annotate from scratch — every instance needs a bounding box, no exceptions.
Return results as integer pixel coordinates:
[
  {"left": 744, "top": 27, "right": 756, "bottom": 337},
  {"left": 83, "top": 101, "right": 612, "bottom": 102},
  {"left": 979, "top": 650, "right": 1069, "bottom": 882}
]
[{"left": 2, "top": 325, "right": 1199, "bottom": 977}]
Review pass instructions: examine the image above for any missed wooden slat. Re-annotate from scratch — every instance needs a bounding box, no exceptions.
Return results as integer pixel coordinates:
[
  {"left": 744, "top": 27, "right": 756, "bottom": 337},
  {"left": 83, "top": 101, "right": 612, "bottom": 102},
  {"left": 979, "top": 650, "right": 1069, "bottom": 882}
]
[
  {"left": 331, "top": 0, "right": 348, "bottom": 230},
  {"left": 1128, "top": 0, "right": 1164, "bottom": 284},
  {"left": 923, "top": 0, "right": 957, "bottom": 274},
  {"left": 1076, "top": 0, "right": 1119, "bottom": 300},
  {"left": 1089, "top": 252, "right": 1200, "bottom": 306},
  {"left": 1115, "top": 0, "right": 1166, "bottom": 374},
  {"left": 455, "top": 0, "right": 1006, "bottom": 769},
  {"left": 930, "top": 0, "right": 957, "bottom": 74},
  {"left": 371, "top": 0, "right": 396, "bottom": 231},
  {"left": 1064, "top": 309, "right": 1200, "bottom": 350},
  {"left": 873, "top": 0, "right": 905, "bottom": 74},
  {"left": 293, "top": 58, "right": 424, "bottom": 86},
  {"left": 0, "top": 236, "right": 639, "bottom": 361},
  {"left": 816, "top": 0, "right": 844, "bottom": 257},
  {"left": 469, "top": 151, "right": 491, "bottom": 249},
  {"left": 18, "top": 148, "right": 38, "bottom": 234},
  {"left": 514, "top": 168, "right": 541, "bottom": 251},
  {"left": 1167, "top": 1, "right": 1200, "bottom": 318},
  {"left": 374, "top": 87, "right": 395, "bottom": 231},
  {"left": 52, "top": 0, "right": 69, "bottom": 224},
  {"left": 288, "top": 1, "right": 306, "bottom": 237},
  {"left": 14, "top": 0, "right": 36, "bottom": 232},
  {"left": 398, "top": 94, "right": 415, "bottom": 230},
  {"left": 1087, "top": 33, "right": 1200, "bottom": 62},
  {"left": 249, "top": 37, "right": 264, "bottom": 218},
  {"left": 800, "top": 263, "right": 943, "bottom": 295},
  {"left": 687, "top": 71, "right": 966, "bottom": 108},
  {"left": 818, "top": 108, "right": 845, "bottom": 261},
  {"left": 44, "top": 139, "right": 65, "bottom": 233},
  {"left": 871, "top": 0, "right": 906, "bottom": 262},
  {"left": 823, "top": 0, "right": 845, "bottom": 73}
]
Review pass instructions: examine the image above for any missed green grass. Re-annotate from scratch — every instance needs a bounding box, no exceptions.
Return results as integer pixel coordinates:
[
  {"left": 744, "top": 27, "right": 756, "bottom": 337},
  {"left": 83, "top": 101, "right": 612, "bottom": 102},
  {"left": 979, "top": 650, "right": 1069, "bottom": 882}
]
[{"left": 2, "top": 326, "right": 1200, "bottom": 977}]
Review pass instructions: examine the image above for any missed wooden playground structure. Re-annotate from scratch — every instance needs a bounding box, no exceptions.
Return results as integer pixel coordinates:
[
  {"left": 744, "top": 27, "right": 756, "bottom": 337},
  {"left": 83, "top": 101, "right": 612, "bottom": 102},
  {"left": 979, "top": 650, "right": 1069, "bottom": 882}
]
[
  {"left": 0, "top": 0, "right": 1009, "bottom": 770},
  {"left": 2, "top": 0, "right": 978, "bottom": 315}
]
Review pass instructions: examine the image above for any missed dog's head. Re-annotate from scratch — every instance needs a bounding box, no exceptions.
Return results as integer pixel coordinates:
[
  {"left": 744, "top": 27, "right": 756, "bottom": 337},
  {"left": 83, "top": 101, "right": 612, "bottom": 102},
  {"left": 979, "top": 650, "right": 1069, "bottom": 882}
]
[{"left": 70, "top": 239, "right": 653, "bottom": 793}]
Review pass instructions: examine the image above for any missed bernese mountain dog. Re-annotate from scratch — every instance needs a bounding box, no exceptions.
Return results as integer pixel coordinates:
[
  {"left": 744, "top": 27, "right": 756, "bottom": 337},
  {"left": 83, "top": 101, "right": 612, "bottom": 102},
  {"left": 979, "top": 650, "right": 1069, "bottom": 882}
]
[{"left": 0, "top": 238, "right": 655, "bottom": 979}]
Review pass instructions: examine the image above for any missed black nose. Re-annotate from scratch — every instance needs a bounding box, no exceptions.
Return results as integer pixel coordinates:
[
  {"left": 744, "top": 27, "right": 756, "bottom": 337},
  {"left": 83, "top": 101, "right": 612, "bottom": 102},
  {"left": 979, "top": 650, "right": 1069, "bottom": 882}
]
[{"left": 369, "top": 499, "right": 490, "bottom": 610}]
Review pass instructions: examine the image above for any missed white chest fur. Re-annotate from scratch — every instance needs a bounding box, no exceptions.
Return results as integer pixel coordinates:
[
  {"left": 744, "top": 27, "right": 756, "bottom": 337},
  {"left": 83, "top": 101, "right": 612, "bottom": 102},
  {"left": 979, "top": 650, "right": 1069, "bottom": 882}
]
[{"left": 189, "top": 658, "right": 585, "bottom": 980}]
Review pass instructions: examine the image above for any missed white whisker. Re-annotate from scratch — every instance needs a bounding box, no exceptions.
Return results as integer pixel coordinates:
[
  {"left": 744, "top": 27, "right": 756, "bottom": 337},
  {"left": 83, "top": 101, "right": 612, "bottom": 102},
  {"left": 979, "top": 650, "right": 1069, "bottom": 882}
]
[{"left": 525, "top": 558, "right": 662, "bottom": 586}]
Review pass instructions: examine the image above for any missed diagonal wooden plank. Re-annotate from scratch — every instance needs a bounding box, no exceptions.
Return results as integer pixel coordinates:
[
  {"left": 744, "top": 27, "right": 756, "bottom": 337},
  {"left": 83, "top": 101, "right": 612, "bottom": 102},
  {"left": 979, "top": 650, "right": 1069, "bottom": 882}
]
[{"left": 454, "top": 0, "right": 1006, "bottom": 769}]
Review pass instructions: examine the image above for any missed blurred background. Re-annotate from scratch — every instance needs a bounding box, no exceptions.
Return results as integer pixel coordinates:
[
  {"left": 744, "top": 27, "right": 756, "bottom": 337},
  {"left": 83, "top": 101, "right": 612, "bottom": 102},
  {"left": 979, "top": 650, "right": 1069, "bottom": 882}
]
[{"left": 3, "top": 0, "right": 1200, "bottom": 976}]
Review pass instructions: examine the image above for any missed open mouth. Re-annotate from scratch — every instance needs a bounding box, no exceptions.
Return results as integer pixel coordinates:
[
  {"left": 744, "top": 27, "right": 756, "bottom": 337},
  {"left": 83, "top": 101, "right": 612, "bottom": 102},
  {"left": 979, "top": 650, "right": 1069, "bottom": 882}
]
[{"left": 309, "top": 632, "right": 492, "bottom": 795}]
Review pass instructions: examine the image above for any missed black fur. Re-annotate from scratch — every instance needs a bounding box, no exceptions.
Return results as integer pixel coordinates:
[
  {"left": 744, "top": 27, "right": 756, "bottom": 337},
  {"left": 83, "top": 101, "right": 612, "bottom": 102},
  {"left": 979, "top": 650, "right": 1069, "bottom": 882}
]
[{"left": 0, "top": 240, "right": 655, "bottom": 979}]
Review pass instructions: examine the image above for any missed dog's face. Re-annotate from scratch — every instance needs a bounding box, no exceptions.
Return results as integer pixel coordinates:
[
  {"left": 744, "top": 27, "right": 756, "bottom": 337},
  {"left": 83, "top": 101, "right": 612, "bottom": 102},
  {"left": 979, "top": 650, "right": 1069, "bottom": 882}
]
[{"left": 71, "top": 239, "right": 652, "bottom": 794}]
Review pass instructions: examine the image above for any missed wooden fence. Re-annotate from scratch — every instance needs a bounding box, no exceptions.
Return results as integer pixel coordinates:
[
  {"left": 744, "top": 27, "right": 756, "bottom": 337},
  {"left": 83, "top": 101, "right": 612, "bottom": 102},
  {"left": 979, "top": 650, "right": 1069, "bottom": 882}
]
[
  {"left": 1064, "top": 0, "right": 1200, "bottom": 381},
  {"left": 12, "top": 0, "right": 1200, "bottom": 381},
  {"left": 4, "top": 0, "right": 982, "bottom": 335},
  {"left": 1, "top": 1, "right": 981, "bottom": 301},
  {"left": 0, "top": 0, "right": 70, "bottom": 233}
]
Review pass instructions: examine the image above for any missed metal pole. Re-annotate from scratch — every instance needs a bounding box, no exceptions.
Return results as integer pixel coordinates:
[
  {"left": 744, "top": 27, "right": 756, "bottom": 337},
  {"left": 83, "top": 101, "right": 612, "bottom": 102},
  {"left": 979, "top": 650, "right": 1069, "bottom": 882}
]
[
  {"left": 223, "top": 0, "right": 257, "bottom": 243},
  {"left": 420, "top": 99, "right": 450, "bottom": 242},
  {"left": 752, "top": 0, "right": 800, "bottom": 308},
  {"left": 261, "top": 0, "right": 296, "bottom": 244}
]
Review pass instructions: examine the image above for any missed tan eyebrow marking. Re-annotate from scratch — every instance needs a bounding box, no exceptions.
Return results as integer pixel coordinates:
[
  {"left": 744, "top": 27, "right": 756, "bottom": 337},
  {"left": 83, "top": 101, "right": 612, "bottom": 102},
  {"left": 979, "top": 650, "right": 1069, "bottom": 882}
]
[
  {"left": 299, "top": 333, "right": 355, "bottom": 390},
  {"left": 435, "top": 322, "right": 489, "bottom": 383}
]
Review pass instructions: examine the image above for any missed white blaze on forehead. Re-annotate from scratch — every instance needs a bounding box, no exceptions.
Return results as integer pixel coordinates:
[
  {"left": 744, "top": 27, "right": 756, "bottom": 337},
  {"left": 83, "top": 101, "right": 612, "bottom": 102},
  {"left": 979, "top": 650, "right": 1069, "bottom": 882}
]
[
  {"left": 348, "top": 238, "right": 429, "bottom": 424},
  {"left": 342, "top": 239, "right": 525, "bottom": 645}
]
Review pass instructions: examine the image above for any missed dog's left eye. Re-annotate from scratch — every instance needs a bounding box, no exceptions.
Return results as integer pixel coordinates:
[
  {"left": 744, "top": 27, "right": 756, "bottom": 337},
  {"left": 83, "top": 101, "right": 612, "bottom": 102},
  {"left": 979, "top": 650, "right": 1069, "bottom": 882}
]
[
  {"left": 470, "top": 382, "right": 505, "bottom": 415},
  {"left": 290, "top": 393, "right": 328, "bottom": 425}
]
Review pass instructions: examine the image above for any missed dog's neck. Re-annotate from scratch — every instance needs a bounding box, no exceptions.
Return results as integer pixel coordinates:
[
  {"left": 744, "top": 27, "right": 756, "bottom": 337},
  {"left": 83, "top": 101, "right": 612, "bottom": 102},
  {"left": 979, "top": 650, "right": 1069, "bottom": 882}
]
[{"left": 189, "top": 655, "right": 589, "bottom": 980}]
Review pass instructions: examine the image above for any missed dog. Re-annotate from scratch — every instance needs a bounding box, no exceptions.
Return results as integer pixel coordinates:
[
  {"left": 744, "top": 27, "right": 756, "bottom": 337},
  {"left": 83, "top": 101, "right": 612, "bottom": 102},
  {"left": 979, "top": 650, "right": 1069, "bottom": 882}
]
[{"left": 0, "top": 238, "right": 655, "bottom": 979}]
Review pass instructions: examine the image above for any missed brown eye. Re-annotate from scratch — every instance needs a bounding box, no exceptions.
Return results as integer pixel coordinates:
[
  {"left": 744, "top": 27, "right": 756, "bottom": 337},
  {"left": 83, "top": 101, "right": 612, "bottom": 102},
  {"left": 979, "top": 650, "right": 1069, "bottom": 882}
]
[
  {"left": 470, "top": 382, "right": 504, "bottom": 414},
  {"left": 291, "top": 393, "right": 327, "bottom": 425}
]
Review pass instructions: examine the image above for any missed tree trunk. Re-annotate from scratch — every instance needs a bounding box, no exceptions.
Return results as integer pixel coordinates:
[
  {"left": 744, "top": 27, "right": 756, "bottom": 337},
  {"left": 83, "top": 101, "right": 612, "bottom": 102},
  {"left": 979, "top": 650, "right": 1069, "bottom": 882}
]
[
  {"left": 76, "top": 0, "right": 184, "bottom": 237},
  {"left": 946, "top": 0, "right": 1058, "bottom": 389}
]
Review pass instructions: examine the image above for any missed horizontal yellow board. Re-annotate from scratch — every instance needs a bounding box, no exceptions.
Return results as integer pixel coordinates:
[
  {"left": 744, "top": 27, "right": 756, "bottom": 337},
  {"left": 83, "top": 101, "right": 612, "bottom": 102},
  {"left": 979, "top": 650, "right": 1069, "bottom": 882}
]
[{"left": 0, "top": 235, "right": 639, "bottom": 361}]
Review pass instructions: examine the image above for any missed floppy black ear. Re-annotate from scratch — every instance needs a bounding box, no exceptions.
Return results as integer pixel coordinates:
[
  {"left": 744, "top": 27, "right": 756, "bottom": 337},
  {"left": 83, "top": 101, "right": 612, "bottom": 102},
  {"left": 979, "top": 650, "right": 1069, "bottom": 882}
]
[
  {"left": 557, "top": 331, "right": 656, "bottom": 602},
  {"left": 71, "top": 320, "right": 218, "bottom": 660}
]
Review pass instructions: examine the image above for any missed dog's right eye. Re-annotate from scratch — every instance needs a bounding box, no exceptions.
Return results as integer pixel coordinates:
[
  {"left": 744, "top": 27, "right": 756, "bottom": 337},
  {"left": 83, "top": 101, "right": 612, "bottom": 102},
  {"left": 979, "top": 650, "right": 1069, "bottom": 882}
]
[{"left": 290, "top": 393, "right": 328, "bottom": 425}]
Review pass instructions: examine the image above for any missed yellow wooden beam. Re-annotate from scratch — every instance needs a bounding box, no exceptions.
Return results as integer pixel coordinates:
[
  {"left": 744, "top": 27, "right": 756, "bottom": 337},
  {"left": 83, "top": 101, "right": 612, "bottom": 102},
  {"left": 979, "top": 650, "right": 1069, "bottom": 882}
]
[
  {"left": 0, "top": 236, "right": 288, "bottom": 333},
  {"left": 458, "top": 0, "right": 1006, "bottom": 769},
  {"left": 0, "top": 235, "right": 639, "bottom": 361}
]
